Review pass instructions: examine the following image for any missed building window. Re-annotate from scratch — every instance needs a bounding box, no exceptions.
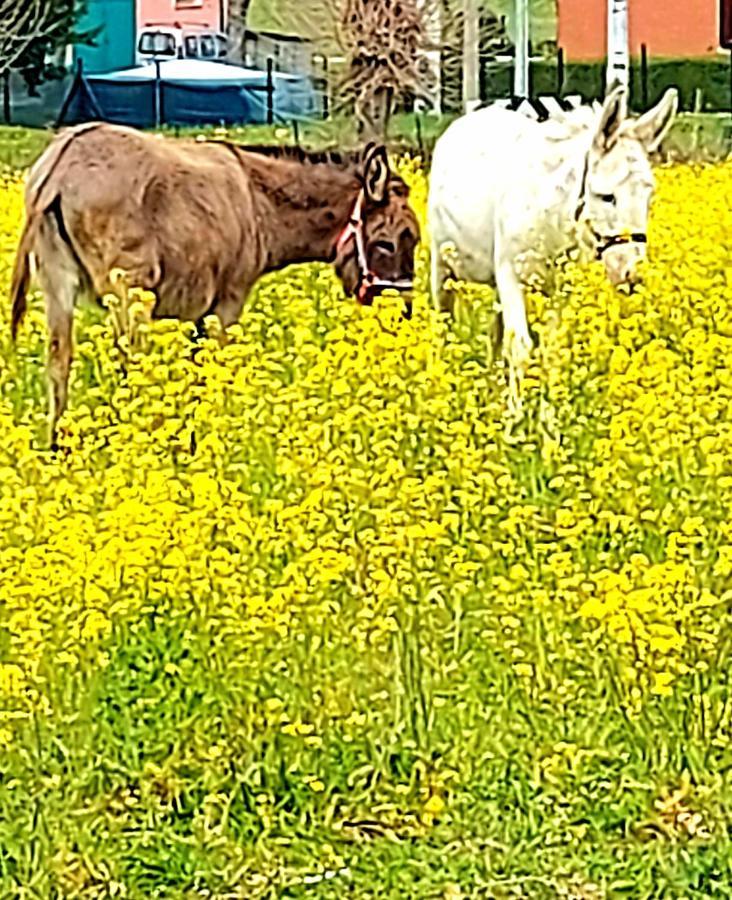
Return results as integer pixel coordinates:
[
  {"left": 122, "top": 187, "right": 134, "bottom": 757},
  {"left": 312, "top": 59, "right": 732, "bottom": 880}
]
[
  {"left": 138, "top": 32, "right": 176, "bottom": 56},
  {"left": 199, "top": 35, "right": 216, "bottom": 58}
]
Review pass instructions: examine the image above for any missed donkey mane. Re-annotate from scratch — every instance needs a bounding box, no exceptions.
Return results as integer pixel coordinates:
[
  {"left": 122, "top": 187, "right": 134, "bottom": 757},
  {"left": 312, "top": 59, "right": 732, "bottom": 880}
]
[
  {"left": 228, "top": 143, "right": 368, "bottom": 169},
  {"left": 539, "top": 102, "right": 604, "bottom": 142}
]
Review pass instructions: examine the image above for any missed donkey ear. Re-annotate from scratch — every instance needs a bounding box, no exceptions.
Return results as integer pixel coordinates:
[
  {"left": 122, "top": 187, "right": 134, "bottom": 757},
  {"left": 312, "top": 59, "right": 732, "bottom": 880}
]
[
  {"left": 628, "top": 87, "right": 679, "bottom": 152},
  {"left": 593, "top": 84, "right": 628, "bottom": 153},
  {"left": 363, "top": 145, "right": 390, "bottom": 203}
]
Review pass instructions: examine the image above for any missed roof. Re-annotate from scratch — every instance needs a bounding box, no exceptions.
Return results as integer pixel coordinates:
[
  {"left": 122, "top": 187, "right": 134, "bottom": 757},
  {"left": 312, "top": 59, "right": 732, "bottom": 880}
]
[
  {"left": 244, "top": 29, "right": 311, "bottom": 45},
  {"left": 247, "top": 0, "right": 339, "bottom": 49},
  {"left": 91, "top": 59, "right": 301, "bottom": 84}
]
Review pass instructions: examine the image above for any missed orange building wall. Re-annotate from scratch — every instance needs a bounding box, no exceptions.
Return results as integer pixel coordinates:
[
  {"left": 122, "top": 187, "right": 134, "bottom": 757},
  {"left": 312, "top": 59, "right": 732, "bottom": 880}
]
[{"left": 558, "top": 0, "right": 720, "bottom": 59}]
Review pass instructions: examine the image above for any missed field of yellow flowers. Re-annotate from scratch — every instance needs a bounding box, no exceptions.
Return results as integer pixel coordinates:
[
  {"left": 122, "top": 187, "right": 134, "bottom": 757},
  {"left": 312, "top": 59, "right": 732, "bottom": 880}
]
[{"left": 2, "top": 145, "right": 732, "bottom": 898}]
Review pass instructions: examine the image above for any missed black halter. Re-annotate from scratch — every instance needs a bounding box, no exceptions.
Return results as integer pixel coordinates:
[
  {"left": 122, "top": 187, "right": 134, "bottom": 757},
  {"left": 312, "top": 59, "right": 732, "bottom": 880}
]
[
  {"left": 594, "top": 230, "right": 647, "bottom": 258},
  {"left": 574, "top": 152, "right": 647, "bottom": 259}
]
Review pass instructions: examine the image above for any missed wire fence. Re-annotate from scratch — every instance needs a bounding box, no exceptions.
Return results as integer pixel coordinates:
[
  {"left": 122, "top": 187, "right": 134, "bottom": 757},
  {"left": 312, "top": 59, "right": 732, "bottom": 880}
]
[{"left": 2, "top": 44, "right": 731, "bottom": 130}]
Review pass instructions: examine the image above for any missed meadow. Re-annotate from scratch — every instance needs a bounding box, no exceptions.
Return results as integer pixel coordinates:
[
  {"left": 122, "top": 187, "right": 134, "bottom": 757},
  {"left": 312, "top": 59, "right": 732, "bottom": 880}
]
[{"left": 1, "top": 141, "right": 732, "bottom": 898}]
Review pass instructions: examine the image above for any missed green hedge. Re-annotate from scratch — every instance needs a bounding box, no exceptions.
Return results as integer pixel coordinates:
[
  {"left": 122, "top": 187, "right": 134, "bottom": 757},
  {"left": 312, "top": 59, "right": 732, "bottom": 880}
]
[{"left": 480, "top": 57, "right": 732, "bottom": 112}]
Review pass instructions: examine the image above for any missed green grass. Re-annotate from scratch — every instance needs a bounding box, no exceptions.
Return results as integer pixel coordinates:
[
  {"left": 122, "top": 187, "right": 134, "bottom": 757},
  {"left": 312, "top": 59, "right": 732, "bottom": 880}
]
[
  {"left": 3, "top": 585, "right": 732, "bottom": 897},
  {"left": 0, "top": 109, "right": 728, "bottom": 177},
  {"left": 0, "top": 126, "right": 55, "bottom": 170}
]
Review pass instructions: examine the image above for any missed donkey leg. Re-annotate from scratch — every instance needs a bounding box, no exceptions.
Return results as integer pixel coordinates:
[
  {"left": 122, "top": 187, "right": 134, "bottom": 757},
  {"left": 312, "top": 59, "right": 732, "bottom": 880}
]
[
  {"left": 36, "top": 215, "right": 83, "bottom": 447},
  {"left": 211, "top": 286, "right": 253, "bottom": 345},
  {"left": 430, "top": 243, "right": 456, "bottom": 316},
  {"left": 495, "top": 259, "right": 533, "bottom": 416},
  {"left": 488, "top": 305, "right": 505, "bottom": 363}
]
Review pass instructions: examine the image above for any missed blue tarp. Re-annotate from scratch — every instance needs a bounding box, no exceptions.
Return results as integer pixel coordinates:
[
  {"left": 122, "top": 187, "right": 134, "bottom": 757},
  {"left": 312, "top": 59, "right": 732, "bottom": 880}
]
[{"left": 59, "top": 59, "right": 322, "bottom": 128}]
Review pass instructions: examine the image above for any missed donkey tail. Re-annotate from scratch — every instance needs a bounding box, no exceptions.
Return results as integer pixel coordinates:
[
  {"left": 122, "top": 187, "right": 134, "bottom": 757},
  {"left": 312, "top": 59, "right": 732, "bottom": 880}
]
[
  {"left": 11, "top": 123, "right": 105, "bottom": 340},
  {"left": 10, "top": 214, "right": 38, "bottom": 340}
]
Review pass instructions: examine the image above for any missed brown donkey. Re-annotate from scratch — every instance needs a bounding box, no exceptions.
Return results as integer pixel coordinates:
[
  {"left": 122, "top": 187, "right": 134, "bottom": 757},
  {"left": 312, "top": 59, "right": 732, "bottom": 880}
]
[{"left": 10, "top": 123, "right": 419, "bottom": 445}]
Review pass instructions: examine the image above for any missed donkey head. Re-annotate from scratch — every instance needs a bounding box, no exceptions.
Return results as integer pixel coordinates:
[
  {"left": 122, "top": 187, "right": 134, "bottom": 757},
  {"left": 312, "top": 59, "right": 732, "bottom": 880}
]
[
  {"left": 335, "top": 144, "right": 420, "bottom": 317},
  {"left": 581, "top": 85, "right": 678, "bottom": 287}
]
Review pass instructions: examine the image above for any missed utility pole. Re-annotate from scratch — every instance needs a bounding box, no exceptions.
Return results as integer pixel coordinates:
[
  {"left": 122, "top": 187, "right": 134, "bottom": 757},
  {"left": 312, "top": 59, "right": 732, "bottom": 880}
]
[
  {"left": 513, "top": 0, "right": 529, "bottom": 98},
  {"left": 462, "top": 0, "right": 480, "bottom": 112},
  {"left": 417, "top": 0, "right": 442, "bottom": 113},
  {"left": 606, "top": 0, "right": 629, "bottom": 91}
]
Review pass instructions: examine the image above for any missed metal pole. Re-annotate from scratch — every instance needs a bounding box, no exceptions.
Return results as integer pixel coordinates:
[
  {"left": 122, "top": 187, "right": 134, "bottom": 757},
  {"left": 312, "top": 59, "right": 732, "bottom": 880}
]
[
  {"left": 557, "top": 47, "right": 565, "bottom": 96},
  {"left": 322, "top": 55, "right": 329, "bottom": 120},
  {"left": 640, "top": 43, "right": 648, "bottom": 109},
  {"left": 2, "top": 70, "right": 10, "bottom": 125},
  {"left": 462, "top": 0, "right": 480, "bottom": 113},
  {"left": 514, "top": 0, "right": 529, "bottom": 99},
  {"left": 266, "top": 57, "right": 274, "bottom": 125},
  {"left": 154, "top": 59, "right": 161, "bottom": 128},
  {"left": 606, "top": 0, "right": 629, "bottom": 92},
  {"left": 418, "top": 0, "right": 442, "bottom": 114}
]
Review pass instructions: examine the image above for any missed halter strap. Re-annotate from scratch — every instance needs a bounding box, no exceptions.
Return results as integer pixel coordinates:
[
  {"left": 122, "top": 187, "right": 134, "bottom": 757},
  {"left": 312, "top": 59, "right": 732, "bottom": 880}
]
[
  {"left": 335, "top": 192, "right": 369, "bottom": 276},
  {"left": 335, "top": 191, "right": 413, "bottom": 305},
  {"left": 574, "top": 151, "right": 590, "bottom": 222},
  {"left": 594, "top": 231, "right": 647, "bottom": 258}
]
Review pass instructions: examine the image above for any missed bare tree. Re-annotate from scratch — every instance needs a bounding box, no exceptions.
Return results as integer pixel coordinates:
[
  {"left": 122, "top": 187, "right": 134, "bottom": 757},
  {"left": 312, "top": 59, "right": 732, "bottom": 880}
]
[
  {"left": 439, "top": 1, "right": 512, "bottom": 113},
  {"left": 336, "top": 0, "right": 430, "bottom": 139},
  {"left": 0, "top": 0, "right": 67, "bottom": 76},
  {"left": 230, "top": 0, "right": 556, "bottom": 131},
  {"left": 227, "top": 0, "right": 254, "bottom": 63}
]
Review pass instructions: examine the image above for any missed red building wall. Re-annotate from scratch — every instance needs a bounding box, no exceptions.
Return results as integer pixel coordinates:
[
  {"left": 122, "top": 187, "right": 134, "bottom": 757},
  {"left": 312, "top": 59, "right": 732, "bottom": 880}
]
[
  {"left": 558, "top": 0, "right": 721, "bottom": 59},
  {"left": 137, "top": 0, "right": 226, "bottom": 31}
]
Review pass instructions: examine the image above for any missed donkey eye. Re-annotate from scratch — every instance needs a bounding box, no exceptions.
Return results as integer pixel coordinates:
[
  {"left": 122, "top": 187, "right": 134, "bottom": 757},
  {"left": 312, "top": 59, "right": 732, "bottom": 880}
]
[{"left": 599, "top": 193, "right": 616, "bottom": 205}]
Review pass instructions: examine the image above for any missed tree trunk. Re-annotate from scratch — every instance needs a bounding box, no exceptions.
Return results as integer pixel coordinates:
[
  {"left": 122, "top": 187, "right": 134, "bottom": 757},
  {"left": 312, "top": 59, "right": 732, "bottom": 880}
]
[
  {"left": 355, "top": 87, "right": 393, "bottom": 141},
  {"left": 228, "top": 0, "right": 252, "bottom": 63},
  {"left": 606, "top": 0, "right": 629, "bottom": 92}
]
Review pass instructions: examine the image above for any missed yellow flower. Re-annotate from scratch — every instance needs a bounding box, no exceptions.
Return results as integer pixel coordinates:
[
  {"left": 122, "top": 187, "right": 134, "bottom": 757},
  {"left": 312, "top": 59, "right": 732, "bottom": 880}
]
[
  {"left": 651, "top": 672, "right": 675, "bottom": 697},
  {"left": 1, "top": 157, "right": 731, "bottom": 731},
  {"left": 423, "top": 793, "right": 445, "bottom": 817}
]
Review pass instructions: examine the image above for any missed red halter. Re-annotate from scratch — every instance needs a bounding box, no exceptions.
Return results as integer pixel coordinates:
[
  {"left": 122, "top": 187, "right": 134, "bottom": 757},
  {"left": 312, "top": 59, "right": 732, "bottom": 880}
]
[{"left": 335, "top": 191, "right": 413, "bottom": 305}]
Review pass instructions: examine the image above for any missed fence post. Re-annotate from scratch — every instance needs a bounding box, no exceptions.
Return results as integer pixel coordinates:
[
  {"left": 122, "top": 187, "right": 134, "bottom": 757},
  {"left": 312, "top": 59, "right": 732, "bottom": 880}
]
[
  {"left": 2, "top": 70, "right": 10, "bottom": 125},
  {"left": 557, "top": 47, "right": 564, "bottom": 96},
  {"left": 153, "top": 59, "right": 162, "bottom": 128},
  {"left": 322, "top": 55, "right": 329, "bottom": 120},
  {"left": 266, "top": 57, "right": 274, "bottom": 125},
  {"left": 415, "top": 113, "right": 424, "bottom": 159},
  {"left": 56, "top": 57, "right": 84, "bottom": 127},
  {"left": 640, "top": 43, "right": 649, "bottom": 110}
]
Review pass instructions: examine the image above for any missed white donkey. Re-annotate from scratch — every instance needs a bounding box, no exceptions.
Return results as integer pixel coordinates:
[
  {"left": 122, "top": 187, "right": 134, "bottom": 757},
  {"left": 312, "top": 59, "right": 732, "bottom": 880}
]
[{"left": 428, "top": 86, "right": 678, "bottom": 386}]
